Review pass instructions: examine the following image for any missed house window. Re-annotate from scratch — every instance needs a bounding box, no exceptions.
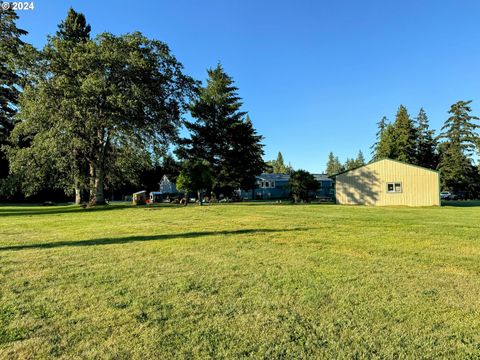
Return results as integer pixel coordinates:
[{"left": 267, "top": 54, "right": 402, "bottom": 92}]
[
  {"left": 387, "top": 182, "right": 402, "bottom": 193},
  {"left": 259, "top": 180, "right": 275, "bottom": 189}
]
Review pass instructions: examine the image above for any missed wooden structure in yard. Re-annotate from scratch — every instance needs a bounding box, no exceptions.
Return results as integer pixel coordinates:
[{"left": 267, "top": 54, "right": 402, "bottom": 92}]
[
  {"left": 132, "top": 190, "right": 147, "bottom": 205},
  {"left": 333, "top": 159, "right": 440, "bottom": 206}
]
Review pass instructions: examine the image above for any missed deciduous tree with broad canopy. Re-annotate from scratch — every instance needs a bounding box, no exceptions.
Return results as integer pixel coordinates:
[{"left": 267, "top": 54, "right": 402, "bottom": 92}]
[
  {"left": 176, "top": 160, "right": 213, "bottom": 206},
  {"left": 6, "top": 9, "right": 196, "bottom": 205}
]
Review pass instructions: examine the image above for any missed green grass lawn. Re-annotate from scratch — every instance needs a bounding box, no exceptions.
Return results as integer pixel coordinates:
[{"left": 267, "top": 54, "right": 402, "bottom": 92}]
[{"left": 1, "top": 203, "right": 479, "bottom": 358}]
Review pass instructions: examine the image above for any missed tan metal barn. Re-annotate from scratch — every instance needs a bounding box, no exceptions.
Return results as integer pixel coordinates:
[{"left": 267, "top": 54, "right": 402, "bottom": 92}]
[{"left": 334, "top": 159, "right": 440, "bottom": 206}]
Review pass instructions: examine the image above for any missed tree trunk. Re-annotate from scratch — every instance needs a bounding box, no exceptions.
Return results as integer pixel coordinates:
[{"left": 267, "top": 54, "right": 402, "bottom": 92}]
[
  {"left": 94, "top": 163, "right": 106, "bottom": 205},
  {"left": 198, "top": 190, "right": 202, "bottom": 206},
  {"left": 75, "top": 187, "right": 82, "bottom": 205},
  {"left": 89, "top": 163, "right": 96, "bottom": 203},
  {"left": 89, "top": 129, "right": 109, "bottom": 206}
]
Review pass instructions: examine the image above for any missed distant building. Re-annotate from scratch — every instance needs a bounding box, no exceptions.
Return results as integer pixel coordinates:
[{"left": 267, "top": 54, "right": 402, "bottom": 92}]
[
  {"left": 237, "top": 173, "right": 334, "bottom": 200},
  {"left": 333, "top": 158, "right": 440, "bottom": 206},
  {"left": 158, "top": 175, "right": 177, "bottom": 194}
]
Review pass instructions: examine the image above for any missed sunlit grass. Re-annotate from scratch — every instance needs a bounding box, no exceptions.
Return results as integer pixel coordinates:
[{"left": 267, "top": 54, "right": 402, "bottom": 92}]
[{"left": 1, "top": 203, "right": 479, "bottom": 358}]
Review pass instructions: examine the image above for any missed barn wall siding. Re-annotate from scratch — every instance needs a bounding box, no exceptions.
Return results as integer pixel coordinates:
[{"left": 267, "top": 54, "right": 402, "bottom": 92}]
[{"left": 335, "top": 159, "right": 440, "bottom": 206}]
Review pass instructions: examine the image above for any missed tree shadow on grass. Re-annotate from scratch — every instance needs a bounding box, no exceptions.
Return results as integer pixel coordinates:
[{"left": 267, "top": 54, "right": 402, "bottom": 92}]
[
  {"left": 0, "top": 228, "right": 310, "bottom": 252},
  {"left": 0, "top": 204, "right": 133, "bottom": 217}
]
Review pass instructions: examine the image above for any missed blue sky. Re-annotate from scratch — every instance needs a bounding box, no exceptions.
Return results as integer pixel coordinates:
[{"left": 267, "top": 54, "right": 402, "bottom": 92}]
[{"left": 16, "top": 0, "right": 480, "bottom": 172}]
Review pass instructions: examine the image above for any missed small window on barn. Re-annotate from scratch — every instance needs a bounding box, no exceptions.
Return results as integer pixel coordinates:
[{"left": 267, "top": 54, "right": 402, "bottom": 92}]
[
  {"left": 265, "top": 181, "right": 270, "bottom": 188},
  {"left": 387, "top": 182, "right": 402, "bottom": 193}
]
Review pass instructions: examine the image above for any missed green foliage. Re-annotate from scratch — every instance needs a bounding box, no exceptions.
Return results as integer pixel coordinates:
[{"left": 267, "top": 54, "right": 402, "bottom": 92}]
[
  {"left": 344, "top": 150, "right": 366, "bottom": 171},
  {"left": 0, "top": 8, "right": 27, "bottom": 192},
  {"left": 356, "top": 150, "right": 366, "bottom": 166},
  {"left": 415, "top": 108, "right": 438, "bottom": 169},
  {"left": 374, "top": 122, "right": 396, "bottom": 160},
  {"left": 266, "top": 151, "right": 293, "bottom": 174},
  {"left": 6, "top": 9, "right": 195, "bottom": 205},
  {"left": 176, "top": 160, "right": 213, "bottom": 205},
  {"left": 390, "top": 105, "right": 417, "bottom": 163},
  {"left": 325, "top": 152, "right": 344, "bottom": 176},
  {"left": 371, "top": 116, "right": 388, "bottom": 160},
  {"left": 56, "top": 7, "right": 91, "bottom": 42},
  {"left": 372, "top": 108, "right": 439, "bottom": 170},
  {"left": 438, "top": 100, "right": 479, "bottom": 191},
  {"left": 288, "top": 169, "right": 319, "bottom": 202},
  {"left": 222, "top": 115, "right": 266, "bottom": 191},
  {"left": 177, "top": 64, "right": 265, "bottom": 195}
]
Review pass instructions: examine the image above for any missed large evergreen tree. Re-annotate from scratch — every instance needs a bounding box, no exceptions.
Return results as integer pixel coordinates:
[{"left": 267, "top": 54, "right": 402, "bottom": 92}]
[
  {"left": 373, "top": 106, "right": 416, "bottom": 163},
  {"left": 0, "top": 9, "right": 27, "bottom": 189},
  {"left": 391, "top": 105, "right": 417, "bottom": 163},
  {"left": 415, "top": 108, "right": 438, "bottom": 169},
  {"left": 177, "top": 64, "right": 265, "bottom": 195},
  {"left": 437, "top": 100, "right": 479, "bottom": 192}
]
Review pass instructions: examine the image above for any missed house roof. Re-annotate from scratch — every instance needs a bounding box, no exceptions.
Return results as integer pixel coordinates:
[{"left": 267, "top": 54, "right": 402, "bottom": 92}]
[
  {"left": 330, "top": 158, "right": 439, "bottom": 178},
  {"left": 133, "top": 190, "right": 146, "bottom": 195},
  {"left": 256, "top": 173, "right": 332, "bottom": 182},
  {"left": 313, "top": 174, "right": 333, "bottom": 182},
  {"left": 257, "top": 173, "right": 290, "bottom": 181}
]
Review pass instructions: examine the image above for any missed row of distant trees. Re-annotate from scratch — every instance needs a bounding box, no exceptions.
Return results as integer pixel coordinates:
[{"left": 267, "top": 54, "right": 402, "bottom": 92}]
[
  {"left": 327, "top": 103, "right": 480, "bottom": 194},
  {"left": 325, "top": 150, "right": 366, "bottom": 176},
  {"left": 0, "top": 9, "right": 266, "bottom": 205}
]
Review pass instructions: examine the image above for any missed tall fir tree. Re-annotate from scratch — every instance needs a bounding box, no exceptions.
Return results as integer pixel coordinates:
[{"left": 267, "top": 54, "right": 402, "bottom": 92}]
[
  {"left": 0, "top": 9, "right": 27, "bottom": 187},
  {"left": 177, "top": 64, "right": 265, "bottom": 195},
  {"left": 438, "top": 100, "right": 479, "bottom": 192},
  {"left": 371, "top": 116, "right": 387, "bottom": 160},
  {"left": 266, "top": 151, "right": 292, "bottom": 173},
  {"left": 355, "top": 150, "right": 366, "bottom": 167},
  {"left": 372, "top": 117, "right": 396, "bottom": 160},
  {"left": 326, "top": 152, "right": 344, "bottom": 176},
  {"left": 391, "top": 105, "right": 417, "bottom": 163},
  {"left": 344, "top": 158, "right": 357, "bottom": 171},
  {"left": 415, "top": 108, "right": 438, "bottom": 169}
]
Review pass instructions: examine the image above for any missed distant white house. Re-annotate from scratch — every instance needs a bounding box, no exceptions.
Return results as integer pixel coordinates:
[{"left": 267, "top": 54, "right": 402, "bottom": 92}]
[{"left": 158, "top": 175, "right": 177, "bottom": 194}]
